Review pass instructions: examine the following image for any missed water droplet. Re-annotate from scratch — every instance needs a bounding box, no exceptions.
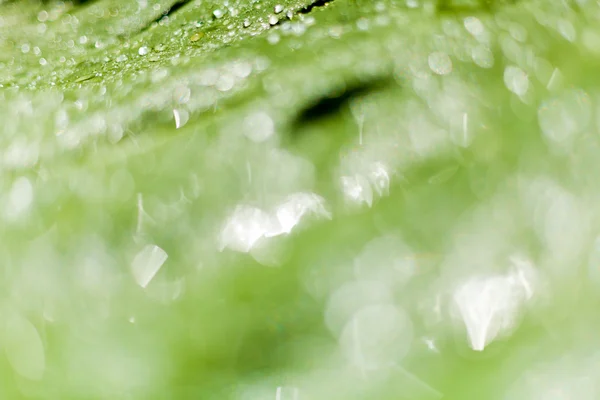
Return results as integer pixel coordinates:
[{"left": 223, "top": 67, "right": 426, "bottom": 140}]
[
  {"left": 471, "top": 45, "right": 494, "bottom": 68},
  {"left": 503, "top": 66, "right": 529, "bottom": 96},
  {"left": 356, "top": 18, "right": 369, "bottom": 31},
  {"left": 354, "top": 234, "right": 416, "bottom": 285},
  {"left": 428, "top": 52, "right": 452, "bottom": 75},
  {"left": 138, "top": 46, "right": 149, "bottom": 56},
  {"left": 5, "top": 176, "right": 33, "bottom": 219},
  {"left": 325, "top": 281, "right": 393, "bottom": 336},
  {"left": 453, "top": 274, "right": 528, "bottom": 351},
  {"left": 267, "top": 33, "right": 280, "bottom": 45},
  {"left": 274, "top": 4, "right": 284, "bottom": 14},
  {"left": 464, "top": 16, "right": 484, "bottom": 37},
  {"left": 339, "top": 304, "right": 413, "bottom": 370},
  {"left": 508, "top": 23, "right": 527, "bottom": 42},
  {"left": 213, "top": 9, "right": 225, "bottom": 19},
  {"left": 538, "top": 89, "right": 591, "bottom": 147},
  {"left": 220, "top": 193, "right": 329, "bottom": 253},
  {"left": 190, "top": 32, "right": 204, "bottom": 42},
  {"left": 116, "top": 54, "right": 128, "bottom": 63},
  {"left": 131, "top": 244, "right": 168, "bottom": 288},
  {"left": 557, "top": 19, "right": 576, "bottom": 42},
  {"left": 37, "top": 10, "right": 48, "bottom": 22},
  {"left": 173, "top": 85, "right": 191, "bottom": 104},
  {"left": 272, "top": 192, "right": 331, "bottom": 236},
  {"left": 173, "top": 109, "right": 189, "bottom": 129},
  {"left": 215, "top": 73, "right": 235, "bottom": 92},
  {"left": 219, "top": 205, "right": 274, "bottom": 253},
  {"left": 243, "top": 19, "right": 251, "bottom": 28},
  {"left": 244, "top": 111, "right": 274, "bottom": 142},
  {"left": 367, "top": 162, "right": 390, "bottom": 196},
  {"left": 4, "top": 139, "right": 39, "bottom": 169},
  {"left": 341, "top": 174, "right": 373, "bottom": 207},
  {"left": 269, "top": 15, "right": 279, "bottom": 25},
  {"left": 230, "top": 61, "right": 252, "bottom": 78}
]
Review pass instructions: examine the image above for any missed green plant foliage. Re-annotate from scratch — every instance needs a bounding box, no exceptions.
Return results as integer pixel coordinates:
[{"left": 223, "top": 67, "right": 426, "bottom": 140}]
[{"left": 2, "top": 0, "right": 600, "bottom": 399}]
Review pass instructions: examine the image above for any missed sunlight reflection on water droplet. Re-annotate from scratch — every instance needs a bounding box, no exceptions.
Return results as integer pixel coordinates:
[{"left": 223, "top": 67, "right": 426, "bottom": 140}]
[
  {"left": 471, "top": 45, "right": 494, "bottom": 68},
  {"left": 504, "top": 66, "right": 529, "bottom": 96},
  {"left": 428, "top": 52, "right": 452, "bottom": 75},
  {"left": 244, "top": 111, "right": 274, "bottom": 142},
  {"left": 452, "top": 273, "right": 529, "bottom": 351},
  {"left": 464, "top": 16, "right": 484, "bottom": 37},
  {"left": 131, "top": 244, "right": 168, "bottom": 288}
]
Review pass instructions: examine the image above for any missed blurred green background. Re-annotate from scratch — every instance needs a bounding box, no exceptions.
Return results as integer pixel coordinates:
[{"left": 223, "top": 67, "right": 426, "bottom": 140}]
[{"left": 2, "top": 0, "right": 600, "bottom": 398}]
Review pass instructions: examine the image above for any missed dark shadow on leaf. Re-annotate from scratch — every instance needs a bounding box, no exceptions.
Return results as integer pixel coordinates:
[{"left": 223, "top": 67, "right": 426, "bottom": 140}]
[
  {"left": 298, "top": 0, "right": 334, "bottom": 14},
  {"left": 139, "top": 0, "right": 193, "bottom": 33},
  {"left": 290, "top": 77, "right": 391, "bottom": 134}
]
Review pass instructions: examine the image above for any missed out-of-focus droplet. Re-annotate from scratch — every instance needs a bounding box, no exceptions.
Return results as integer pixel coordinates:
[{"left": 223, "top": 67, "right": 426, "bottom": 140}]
[
  {"left": 190, "top": 32, "right": 204, "bottom": 42},
  {"left": 116, "top": 54, "right": 128, "bottom": 63},
  {"left": 267, "top": 33, "right": 280, "bottom": 45},
  {"left": 367, "top": 162, "right": 390, "bottom": 196},
  {"left": 216, "top": 74, "right": 235, "bottom": 92},
  {"left": 464, "top": 16, "right": 484, "bottom": 37},
  {"left": 471, "top": 45, "right": 494, "bottom": 68},
  {"left": 173, "top": 85, "right": 191, "bottom": 104},
  {"left": 5, "top": 176, "right": 33, "bottom": 219},
  {"left": 272, "top": 192, "right": 331, "bottom": 236},
  {"left": 504, "top": 66, "right": 529, "bottom": 96},
  {"left": 428, "top": 52, "right": 452, "bottom": 75},
  {"left": 4, "top": 139, "right": 39, "bottom": 169},
  {"left": 131, "top": 244, "right": 168, "bottom": 288},
  {"left": 220, "top": 193, "right": 328, "bottom": 253},
  {"left": 339, "top": 304, "right": 413, "bottom": 369},
  {"left": 274, "top": 386, "right": 300, "bottom": 400},
  {"left": 508, "top": 23, "right": 527, "bottom": 42},
  {"left": 145, "top": 277, "right": 186, "bottom": 304},
  {"left": 250, "top": 235, "right": 289, "bottom": 267},
  {"left": 220, "top": 206, "right": 275, "bottom": 253},
  {"left": 173, "top": 109, "right": 189, "bottom": 129},
  {"left": 325, "top": 281, "right": 394, "bottom": 337},
  {"left": 230, "top": 61, "right": 253, "bottom": 79},
  {"left": 4, "top": 311, "right": 45, "bottom": 380},
  {"left": 557, "top": 19, "right": 576, "bottom": 42},
  {"left": 538, "top": 89, "right": 591, "bottom": 147},
  {"left": 354, "top": 234, "right": 416, "bottom": 285},
  {"left": 138, "top": 46, "right": 149, "bottom": 56},
  {"left": 341, "top": 174, "right": 373, "bottom": 207},
  {"left": 452, "top": 274, "right": 528, "bottom": 351},
  {"left": 244, "top": 111, "right": 274, "bottom": 142}
]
